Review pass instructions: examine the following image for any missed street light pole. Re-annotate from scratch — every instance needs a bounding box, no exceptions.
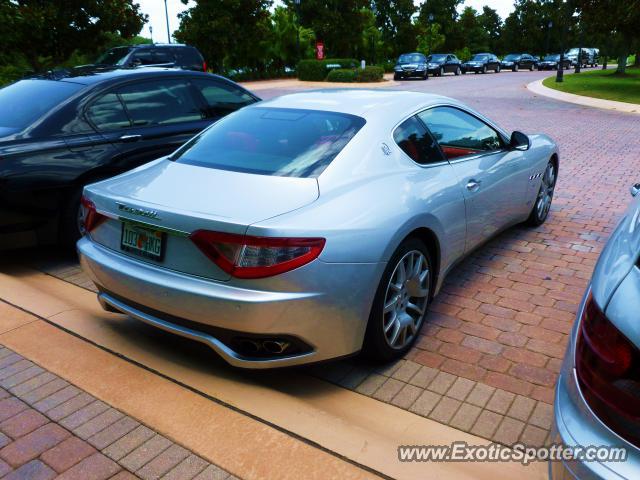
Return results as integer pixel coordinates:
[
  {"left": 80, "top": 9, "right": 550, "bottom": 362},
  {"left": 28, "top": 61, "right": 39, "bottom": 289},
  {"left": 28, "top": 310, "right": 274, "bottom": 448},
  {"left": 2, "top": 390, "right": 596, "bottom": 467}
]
[
  {"left": 556, "top": 0, "right": 568, "bottom": 83},
  {"left": 295, "top": 0, "right": 301, "bottom": 63},
  {"left": 545, "top": 20, "right": 552, "bottom": 56},
  {"left": 428, "top": 13, "right": 434, "bottom": 55},
  {"left": 164, "top": 0, "right": 171, "bottom": 44}
]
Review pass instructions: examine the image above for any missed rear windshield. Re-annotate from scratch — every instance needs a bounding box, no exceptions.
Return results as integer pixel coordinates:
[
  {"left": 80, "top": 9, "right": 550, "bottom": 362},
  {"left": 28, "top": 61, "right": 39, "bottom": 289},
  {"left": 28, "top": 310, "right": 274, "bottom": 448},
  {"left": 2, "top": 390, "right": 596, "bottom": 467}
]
[
  {"left": 471, "top": 54, "right": 489, "bottom": 61},
  {"left": 428, "top": 54, "right": 447, "bottom": 62},
  {"left": 504, "top": 54, "right": 520, "bottom": 60},
  {"left": 544, "top": 55, "right": 559, "bottom": 61},
  {"left": 0, "top": 79, "right": 83, "bottom": 131},
  {"left": 95, "top": 47, "right": 133, "bottom": 66},
  {"left": 171, "top": 107, "right": 365, "bottom": 178}
]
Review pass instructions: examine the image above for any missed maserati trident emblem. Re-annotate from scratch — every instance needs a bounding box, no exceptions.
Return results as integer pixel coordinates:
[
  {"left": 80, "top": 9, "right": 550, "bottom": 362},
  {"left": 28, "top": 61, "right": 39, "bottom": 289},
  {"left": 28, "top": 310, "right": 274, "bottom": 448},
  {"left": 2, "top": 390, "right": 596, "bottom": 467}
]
[{"left": 117, "top": 203, "right": 160, "bottom": 220}]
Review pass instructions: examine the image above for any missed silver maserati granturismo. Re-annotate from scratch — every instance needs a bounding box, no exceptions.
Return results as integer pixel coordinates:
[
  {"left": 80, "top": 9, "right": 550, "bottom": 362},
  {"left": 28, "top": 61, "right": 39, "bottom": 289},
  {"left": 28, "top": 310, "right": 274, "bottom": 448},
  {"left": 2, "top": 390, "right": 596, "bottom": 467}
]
[{"left": 78, "top": 90, "right": 559, "bottom": 368}]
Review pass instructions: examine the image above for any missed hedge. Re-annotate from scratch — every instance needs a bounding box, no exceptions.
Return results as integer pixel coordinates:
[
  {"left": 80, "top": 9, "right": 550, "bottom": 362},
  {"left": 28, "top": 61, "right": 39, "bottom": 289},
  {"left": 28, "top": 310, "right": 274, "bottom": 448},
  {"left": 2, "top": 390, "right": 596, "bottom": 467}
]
[
  {"left": 326, "top": 68, "right": 356, "bottom": 82},
  {"left": 297, "top": 58, "right": 358, "bottom": 81},
  {"left": 355, "top": 66, "right": 384, "bottom": 82}
]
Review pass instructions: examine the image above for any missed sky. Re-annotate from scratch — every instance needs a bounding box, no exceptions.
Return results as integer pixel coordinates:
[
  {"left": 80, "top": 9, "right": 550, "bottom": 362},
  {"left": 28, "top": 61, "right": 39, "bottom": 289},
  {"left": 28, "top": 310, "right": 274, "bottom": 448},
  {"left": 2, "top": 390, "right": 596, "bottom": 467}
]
[{"left": 135, "top": 0, "right": 516, "bottom": 43}]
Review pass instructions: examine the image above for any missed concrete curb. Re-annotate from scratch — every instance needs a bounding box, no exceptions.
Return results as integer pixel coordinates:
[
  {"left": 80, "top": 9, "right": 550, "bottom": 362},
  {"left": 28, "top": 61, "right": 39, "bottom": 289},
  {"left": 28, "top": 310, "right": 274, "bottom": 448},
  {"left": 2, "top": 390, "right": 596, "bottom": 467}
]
[
  {"left": 240, "top": 73, "right": 399, "bottom": 91},
  {"left": 527, "top": 76, "right": 640, "bottom": 114}
]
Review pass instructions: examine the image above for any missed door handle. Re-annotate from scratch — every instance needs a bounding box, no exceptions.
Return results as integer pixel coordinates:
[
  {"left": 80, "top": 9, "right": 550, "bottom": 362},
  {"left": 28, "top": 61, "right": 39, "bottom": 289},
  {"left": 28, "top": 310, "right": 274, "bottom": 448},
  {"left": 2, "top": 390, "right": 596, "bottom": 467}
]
[
  {"left": 466, "top": 179, "right": 481, "bottom": 192},
  {"left": 119, "top": 134, "right": 142, "bottom": 143}
]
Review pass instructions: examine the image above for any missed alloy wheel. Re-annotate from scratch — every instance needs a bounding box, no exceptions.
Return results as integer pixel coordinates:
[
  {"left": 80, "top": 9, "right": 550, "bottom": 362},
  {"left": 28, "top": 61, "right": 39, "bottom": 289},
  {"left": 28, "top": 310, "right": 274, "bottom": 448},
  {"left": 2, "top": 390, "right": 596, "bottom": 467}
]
[
  {"left": 382, "top": 250, "right": 430, "bottom": 350},
  {"left": 536, "top": 162, "right": 556, "bottom": 221}
]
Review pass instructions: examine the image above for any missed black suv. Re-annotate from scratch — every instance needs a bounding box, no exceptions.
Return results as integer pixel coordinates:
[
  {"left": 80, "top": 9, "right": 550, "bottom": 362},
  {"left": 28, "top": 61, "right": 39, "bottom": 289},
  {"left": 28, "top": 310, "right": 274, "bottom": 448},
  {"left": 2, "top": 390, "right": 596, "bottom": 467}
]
[
  {"left": 93, "top": 44, "right": 207, "bottom": 72},
  {"left": 0, "top": 68, "right": 259, "bottom": 250},
  {"left": 461, "top": 53, "right": 501, "bottom": 74},
  {"left": 500, "top": 53, "right": 537, "bottom": 71}
]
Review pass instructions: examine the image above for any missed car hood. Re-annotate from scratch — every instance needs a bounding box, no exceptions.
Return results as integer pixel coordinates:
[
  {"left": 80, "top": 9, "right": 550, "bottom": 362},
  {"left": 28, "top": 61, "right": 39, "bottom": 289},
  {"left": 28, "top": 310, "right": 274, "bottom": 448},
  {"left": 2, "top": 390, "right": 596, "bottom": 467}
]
[
  {"left": 84, "top": 158, "right": 320, "bottom": 233},
  {"left": 592, "top": 194, "right": 640, "bottom": 309}
]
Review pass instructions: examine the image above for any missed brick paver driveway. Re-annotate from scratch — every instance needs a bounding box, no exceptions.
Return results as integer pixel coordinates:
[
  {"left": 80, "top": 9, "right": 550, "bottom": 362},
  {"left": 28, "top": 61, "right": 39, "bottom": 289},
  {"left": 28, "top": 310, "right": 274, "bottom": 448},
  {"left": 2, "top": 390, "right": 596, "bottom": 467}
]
[{"left": 17, "top": 69, "right": 640, "bottom": 448}]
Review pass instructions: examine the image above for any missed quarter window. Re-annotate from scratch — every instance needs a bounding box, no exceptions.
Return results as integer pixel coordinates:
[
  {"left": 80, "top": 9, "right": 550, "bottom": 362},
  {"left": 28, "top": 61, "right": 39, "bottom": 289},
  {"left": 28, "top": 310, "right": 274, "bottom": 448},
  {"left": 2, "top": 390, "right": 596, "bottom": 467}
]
[
  {"left": 118, "top": 79, "right": 203, "bottom": 126},
  {"left": 86, "top": 93, "right": 130, "bottom": 130},
  {"left": 393, "top": 116, "right": 443, "bottom": 165},
  {"left": 191, "top": 78, "right": 255, "bottom": 117},
  {"left": 418, "top": 106, "right": 503, "bottom": 160}
]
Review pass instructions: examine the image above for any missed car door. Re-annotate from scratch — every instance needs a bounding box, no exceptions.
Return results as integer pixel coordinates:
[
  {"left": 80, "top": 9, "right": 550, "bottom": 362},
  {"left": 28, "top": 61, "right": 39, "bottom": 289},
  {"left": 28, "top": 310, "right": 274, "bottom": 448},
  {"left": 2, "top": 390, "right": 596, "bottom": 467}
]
[
  {"left": 86, "top": 77, "right": 212, "bottom": 169},
  {"left": 417, "top": 106, "right": 531, "bottom": 253},
  {"left": 446, "top": 55, "right": 456, "bottom": 72}
]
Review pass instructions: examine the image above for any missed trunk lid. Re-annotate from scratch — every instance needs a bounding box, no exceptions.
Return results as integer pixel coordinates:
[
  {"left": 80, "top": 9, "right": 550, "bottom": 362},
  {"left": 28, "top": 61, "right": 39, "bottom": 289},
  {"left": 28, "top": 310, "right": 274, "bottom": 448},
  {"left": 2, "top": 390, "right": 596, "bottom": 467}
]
[{"left": 85, "top": 159, "right": 319, "bottom": 281}]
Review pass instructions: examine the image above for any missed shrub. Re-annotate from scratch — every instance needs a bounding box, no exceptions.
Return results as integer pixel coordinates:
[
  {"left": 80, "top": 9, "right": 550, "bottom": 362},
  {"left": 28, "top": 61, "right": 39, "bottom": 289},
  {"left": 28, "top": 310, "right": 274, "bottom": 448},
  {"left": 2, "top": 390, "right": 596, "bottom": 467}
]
[
  {"left": 355, "top": 65, "right": 384, "bottom": 82},
  {"left": 377, "top": 61, "right": 396, "bottom": 73},
  {"left": 297, "top": 58, "right": 358, "bottom": 81},
  {"left": 326, "top": 68, "right": 356, "bottom": 82}
]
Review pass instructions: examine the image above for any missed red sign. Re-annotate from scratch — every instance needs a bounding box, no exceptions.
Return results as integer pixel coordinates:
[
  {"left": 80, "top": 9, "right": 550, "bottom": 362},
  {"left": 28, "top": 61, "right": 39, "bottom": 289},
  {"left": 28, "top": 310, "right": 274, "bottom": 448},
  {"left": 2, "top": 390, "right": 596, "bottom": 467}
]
[{"left": 316, "top": 42, "right": 324, "bottom": 60}]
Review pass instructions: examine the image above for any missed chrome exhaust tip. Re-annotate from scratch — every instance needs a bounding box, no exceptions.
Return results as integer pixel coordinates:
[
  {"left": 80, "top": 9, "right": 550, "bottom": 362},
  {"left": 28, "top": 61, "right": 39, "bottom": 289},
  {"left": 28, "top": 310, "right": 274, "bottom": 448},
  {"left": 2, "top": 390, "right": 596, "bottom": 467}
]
[{"left": 262, "top": 340, "right": 290, "bottom": 355}]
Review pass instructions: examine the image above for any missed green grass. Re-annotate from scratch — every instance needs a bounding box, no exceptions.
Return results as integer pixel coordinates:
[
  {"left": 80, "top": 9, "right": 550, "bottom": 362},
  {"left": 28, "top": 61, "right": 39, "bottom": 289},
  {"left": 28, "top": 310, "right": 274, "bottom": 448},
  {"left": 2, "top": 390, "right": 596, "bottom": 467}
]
[{"left": 542, "top": 67, "right": 640, "bottom": 104}]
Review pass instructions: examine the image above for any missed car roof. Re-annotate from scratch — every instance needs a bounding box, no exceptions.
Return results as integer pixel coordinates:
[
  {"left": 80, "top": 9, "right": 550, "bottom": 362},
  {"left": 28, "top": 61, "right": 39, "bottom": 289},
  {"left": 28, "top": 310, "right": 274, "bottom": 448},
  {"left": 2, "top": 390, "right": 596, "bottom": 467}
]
[
  {"left": 38, "top": 67, "right": 216, "bottom": 86},
  {"left": 114, "top": 43, "right": 190, "bottom": 49},
  {"left": 256, "top": 89, "right": 458, "bottom": 120}
]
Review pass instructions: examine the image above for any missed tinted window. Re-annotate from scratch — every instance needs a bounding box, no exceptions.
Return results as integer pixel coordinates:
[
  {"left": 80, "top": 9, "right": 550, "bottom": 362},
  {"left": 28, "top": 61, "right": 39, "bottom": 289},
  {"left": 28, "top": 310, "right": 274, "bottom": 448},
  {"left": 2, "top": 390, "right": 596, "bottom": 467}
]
[
  {"left": 86, "top": 93, "right": 130, "bottom": 130},
  {"left": 393, "top": 116, "right": 443, "bottom": 165},
  {"left": 191, "top": 78, "right": 255, "bottom": 117},
  {"left": 174, "top": 47, "right": 204, "bottom": 69},
  {"left": 118, "top": 79, "right": 203, "bottom": 126},
  {"left": 504, "top": 54, "right": 520, "bottom": 61},
  {"left": 471, "top": 54, "right": 489, "bottom": 61},
  {"left": 418, "top": 107, "right": 503, "bottom": 160},
  {"left": 0, "top": 80, "right": 83, "bottom": 132},
  {"left": 428, "top": 54, "right": 447, "bottom": 62},
  {"left": 398, "top": 54, "right": 425, "bottom": 64},
  {"left": 95, "top": 47, "right": 133, "bottom": 66},
  {"left": 153, "top": 49, "right": 175, "bottom": 64},
  {"left": 130, "top": 50, "right": 154, "bottom": 65},
  {"left": 172, "top": 107, "right": 365, "bottom": 178}
]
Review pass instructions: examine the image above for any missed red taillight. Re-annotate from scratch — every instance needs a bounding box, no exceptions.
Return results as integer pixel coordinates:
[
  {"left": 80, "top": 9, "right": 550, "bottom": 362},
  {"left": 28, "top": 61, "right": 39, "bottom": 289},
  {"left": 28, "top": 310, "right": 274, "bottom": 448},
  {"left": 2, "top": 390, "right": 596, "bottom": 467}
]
[
  {"left": 576, "top": 292, "right": 640, "bottom": 445},
  {"left": 80, "top": 196, "right": 107, "bottom": 234},
  {"left": 202, "top": 61, "right": 207, "bottom": 72},
  {"left": 189, "top": 230, "right": 325, "bottom": 279}
]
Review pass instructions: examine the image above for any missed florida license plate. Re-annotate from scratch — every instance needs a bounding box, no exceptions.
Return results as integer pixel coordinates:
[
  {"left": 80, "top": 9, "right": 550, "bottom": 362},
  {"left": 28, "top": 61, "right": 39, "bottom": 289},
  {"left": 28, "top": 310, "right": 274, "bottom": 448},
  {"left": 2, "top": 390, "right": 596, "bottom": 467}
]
[{"left": 121, "top": 222, "right": 164, "bottom": 260}]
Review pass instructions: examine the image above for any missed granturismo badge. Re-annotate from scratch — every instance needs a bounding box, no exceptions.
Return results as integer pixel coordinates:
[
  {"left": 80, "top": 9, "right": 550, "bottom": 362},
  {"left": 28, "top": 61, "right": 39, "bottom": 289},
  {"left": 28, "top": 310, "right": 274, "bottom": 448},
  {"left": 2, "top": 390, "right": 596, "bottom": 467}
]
[{"left": 117, "top": 203, "right": 160, "bottom": 220}]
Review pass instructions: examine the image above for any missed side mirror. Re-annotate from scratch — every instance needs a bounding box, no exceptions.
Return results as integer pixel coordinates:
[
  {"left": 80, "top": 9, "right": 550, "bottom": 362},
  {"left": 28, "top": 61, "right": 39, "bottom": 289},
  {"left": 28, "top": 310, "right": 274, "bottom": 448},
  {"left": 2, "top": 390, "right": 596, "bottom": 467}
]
[
  {"left": 510, "top": 131, "right": 530, "bottom": 151},
  {"left": 631, "top": 183, "right": 640, "bottom": 197}
]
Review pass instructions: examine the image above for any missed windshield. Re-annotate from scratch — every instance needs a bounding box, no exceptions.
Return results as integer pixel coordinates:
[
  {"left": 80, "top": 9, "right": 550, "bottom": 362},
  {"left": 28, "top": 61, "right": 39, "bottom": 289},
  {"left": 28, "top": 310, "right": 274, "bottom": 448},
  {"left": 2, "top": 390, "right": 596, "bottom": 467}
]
[
  {"left": 398, "top": 54, "right": 425, "bottom": 64},
  {"left": 566, "top": 48, "right": 580, "bottom": 55},
  {"left": 503, "top": 54, "right": 520, "bottom": 61},
  {"left": 0, "top": 79, "right": 83, "bottom": 133},
  {"left": 171, "top": 107, "right": 366, "bottom": 178},
  {"left": 544, "top": 55, "right": 559, "bottom": 61},
  {"left": 428, "top": 54, "right": 447, "bottom": 63},
  {"left": 95, "top": 47, "right": 133, "bottom": 65},
  {"left": 471, "top": 54, "right": 489, "bottom": 61}
]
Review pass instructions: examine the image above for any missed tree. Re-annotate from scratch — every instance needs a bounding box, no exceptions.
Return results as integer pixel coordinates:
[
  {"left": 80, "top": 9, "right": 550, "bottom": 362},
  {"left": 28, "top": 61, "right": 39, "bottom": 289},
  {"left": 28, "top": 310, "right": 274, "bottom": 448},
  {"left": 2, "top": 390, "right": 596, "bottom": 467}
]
[
  {"left": 478, "top": 6, "right": 502, "bottom": 53},
  {"left": 416, "top": 0, "right": 463, "bottom": 51},
  {"left": 415, "top": 22, "right": 445, "bottom": 56},
  {"left": 284, "top": 0, "right": 369, "bottom": 58},
  {"left": 3, "top": 0, "right": 147, "bottom": 71},
  {"left": 269, "top": 6, "right": 315, "bottom": 68},
  {"left": 499, "top": 0, "right": 549, "bottom": 55},
  {"left": 458, "top": 7, "right": 488, "bottom": 53},
  {"left": 373, "top": 0, "right": 416, "bottom": 59},
  {"left": 176, "top": 0, "right": 272, "bottom": 72}
]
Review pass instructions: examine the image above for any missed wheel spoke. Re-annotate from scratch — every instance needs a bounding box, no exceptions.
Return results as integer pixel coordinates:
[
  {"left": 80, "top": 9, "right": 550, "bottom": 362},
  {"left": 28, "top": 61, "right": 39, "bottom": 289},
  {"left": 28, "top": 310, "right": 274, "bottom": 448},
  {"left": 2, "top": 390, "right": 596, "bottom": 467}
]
[
  {"left": 407, "top": 301, "right": 425, "bottom": 315},
  {"left": 384, "top": 297, "right": 398, "bottom": 313}
]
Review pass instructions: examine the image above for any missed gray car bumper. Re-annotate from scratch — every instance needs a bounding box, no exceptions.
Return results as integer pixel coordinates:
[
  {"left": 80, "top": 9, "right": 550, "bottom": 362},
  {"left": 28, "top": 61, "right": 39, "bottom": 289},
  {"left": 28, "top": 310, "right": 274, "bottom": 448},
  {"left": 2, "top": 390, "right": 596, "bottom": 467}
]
[{"left": 78, "top": 237, "right": 382, "bottom": 368}]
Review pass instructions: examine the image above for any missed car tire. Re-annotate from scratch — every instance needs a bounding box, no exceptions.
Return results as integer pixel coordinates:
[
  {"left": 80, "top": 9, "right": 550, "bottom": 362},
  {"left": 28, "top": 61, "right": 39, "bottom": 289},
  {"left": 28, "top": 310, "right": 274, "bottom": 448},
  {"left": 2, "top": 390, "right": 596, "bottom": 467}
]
[
  {"left": 363, "top": 238, "right": 433, "bottom": 362},
  {"left": 514, "top": 64, "right": 518, "bottom": 72},
  {"left": 495, "top": 66, "right": 500, "bottom": 73},
  {"left": 59, "top": 187, "right": 85, "bottom": 248},
  {"left": 526, "top": 160, "right": 557, "bottom": 227},
  {"left": 455, "top": 66, "right": 461, "bottom": 76},
  {"left": 422, "top": 71, "right": 428, "bottom": 80},
  {"left": 529, "top": 64, "right": 534, "bottom": 71},
  {"left": 439, "top": 67, "right": 444, "bottom": 76},
  {"left": 482, "top": 66, "right": 487, "bottom": 74},
  {"left": 393, "top": 73, "right": 400, "bottom": 81}
]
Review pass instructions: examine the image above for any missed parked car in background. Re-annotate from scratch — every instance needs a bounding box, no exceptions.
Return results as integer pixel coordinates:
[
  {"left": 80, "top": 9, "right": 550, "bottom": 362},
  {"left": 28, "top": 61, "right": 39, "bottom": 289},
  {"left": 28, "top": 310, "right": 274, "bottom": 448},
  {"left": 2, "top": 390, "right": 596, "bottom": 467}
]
[
  {"left": 0, "top": 67, "right": 259, "bottom": 250},
  {"left": 538, "top": 54, "right": 571, "bottom": 70},
  {"left": 426, "top": 54, "right": 462, "bottom": 76},
  {"left": 92, "top": 44, "right": 207, "bottom": 72},
  {"left": 393, "top": 53, "right": 428, "bottom": 80},
  {"left": 564, "top": 47, "right": 598, "bottom": 68},
  {"left": 552, "top": 186, "right": 640, "bottom": 479},
  {"left": 78, "top": 90, "right": 558, "bottom": 368},
  {"left": 500, "top": 53, "right": 537, "bottom": 71},
  {"left": 461, "top": 53, "right": 501, "bottom": 74}
]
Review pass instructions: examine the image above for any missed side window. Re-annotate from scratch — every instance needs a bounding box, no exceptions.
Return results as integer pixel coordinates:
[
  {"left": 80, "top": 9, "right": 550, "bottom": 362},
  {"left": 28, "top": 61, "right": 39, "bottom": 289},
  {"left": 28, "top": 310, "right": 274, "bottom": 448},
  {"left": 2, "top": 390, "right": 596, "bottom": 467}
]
[
  {"left": 86, "top": 93, "right": 131, "bottom": 131},
  {"left": 153, "top": 49, "right": 175, "bottom": 65},
  {"left": 393, "top": 116, "right": 444, "bottom": 165},
  {"left": 118, "top": 79, "right": 203, "bottom": 126},
  {"left": 130, "top": 50, "right": 154, "bottom": 66},
  {"left": 418, "top": 106, "right": 503, "bottom": 160},
  {"left": 191, "top": 78, "right": 255, "bottom": 117}
]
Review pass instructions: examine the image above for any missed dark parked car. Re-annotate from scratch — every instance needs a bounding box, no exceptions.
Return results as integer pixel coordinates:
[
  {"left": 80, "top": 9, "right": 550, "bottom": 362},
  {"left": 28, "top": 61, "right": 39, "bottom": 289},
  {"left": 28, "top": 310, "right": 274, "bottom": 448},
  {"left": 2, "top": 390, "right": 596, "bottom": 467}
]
[
  {"left": 0, "top": 68, "right": 259, "bottom": 250},
  {"left": 427, "top": 54, "right": 462, "bottom": 76},
  {"left": 461, "top": 53, "right": 501, "bottom": 74},
  {"left": 393, "top": 52, "right": 428, "bottom": 80},
  {"left": 538, "top": 54, "right": 571, "bottom": 70},
  {"left": 92, "top": 44, "right": 207, "bottom": 72},
  {"left": 500, "top": 53, "right": 537, "bottom": 71}
]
